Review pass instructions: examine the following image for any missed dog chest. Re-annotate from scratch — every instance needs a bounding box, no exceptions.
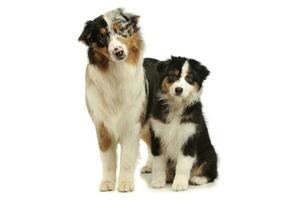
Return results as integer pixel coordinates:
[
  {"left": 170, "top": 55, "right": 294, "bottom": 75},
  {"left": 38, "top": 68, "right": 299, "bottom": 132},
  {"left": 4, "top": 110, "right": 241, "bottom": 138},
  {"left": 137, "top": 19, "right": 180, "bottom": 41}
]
[
  {"left": 151, "top": 117, "right": 197, "bottom": 160},
  {"left": 85, "top": 64, "right": 146, "bottom": 138}
]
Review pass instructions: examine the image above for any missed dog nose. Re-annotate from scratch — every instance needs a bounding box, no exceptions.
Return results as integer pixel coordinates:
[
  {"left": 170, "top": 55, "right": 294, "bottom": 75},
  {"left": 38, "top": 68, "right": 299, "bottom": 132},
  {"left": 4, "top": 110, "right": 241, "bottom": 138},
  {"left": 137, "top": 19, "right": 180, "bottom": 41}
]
[
  {"left": 175, "top": 87, "right": 183, "bottom": 95},
  {"left": 113, "top": 46, "right": 124, "bottom": 58}
]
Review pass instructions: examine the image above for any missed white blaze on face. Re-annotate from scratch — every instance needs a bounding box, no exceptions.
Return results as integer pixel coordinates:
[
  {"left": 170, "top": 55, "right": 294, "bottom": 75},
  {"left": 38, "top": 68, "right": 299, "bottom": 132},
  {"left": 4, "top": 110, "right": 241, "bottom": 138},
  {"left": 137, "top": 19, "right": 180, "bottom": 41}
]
[
  {"left": 103, "top": 9, "right": 129, "bottom": 62},
  {"left": 108, "top": 34, "right": 128, "bottom": 62},
  {"left": 169, "top": 61, "right": 195, "bottom": 99}
]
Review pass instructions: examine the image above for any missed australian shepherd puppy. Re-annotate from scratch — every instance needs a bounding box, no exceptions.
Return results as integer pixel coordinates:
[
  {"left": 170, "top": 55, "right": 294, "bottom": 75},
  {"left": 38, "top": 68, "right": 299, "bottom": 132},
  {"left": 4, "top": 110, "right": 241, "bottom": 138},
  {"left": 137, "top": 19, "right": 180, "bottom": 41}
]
[
  {"left": 78, "top": 8, "right": 145, "bottom": 192},
  {"left": 147, "top": 56, "right": 218, "bottom": 191}
]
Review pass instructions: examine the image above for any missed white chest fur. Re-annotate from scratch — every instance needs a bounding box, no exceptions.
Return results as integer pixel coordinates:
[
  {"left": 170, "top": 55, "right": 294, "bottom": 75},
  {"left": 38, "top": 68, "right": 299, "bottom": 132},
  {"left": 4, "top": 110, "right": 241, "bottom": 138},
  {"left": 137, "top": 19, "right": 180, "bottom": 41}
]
[
  {"left": 151, "top": 108, "right": 197, "bottom": 160},
  {"left": 86, "top": 62, "right": 146, "bottom": 140}
]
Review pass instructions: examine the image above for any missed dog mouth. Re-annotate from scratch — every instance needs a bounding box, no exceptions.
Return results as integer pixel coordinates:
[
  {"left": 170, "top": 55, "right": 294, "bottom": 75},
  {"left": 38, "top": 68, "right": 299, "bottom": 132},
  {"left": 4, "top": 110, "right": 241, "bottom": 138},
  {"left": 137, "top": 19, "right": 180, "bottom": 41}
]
[
  {"left": 111, "top": 51, "right": 127, "bottom": 62},
  {"left": 115, "top": 55, "right": 125, "bottom": 61}
]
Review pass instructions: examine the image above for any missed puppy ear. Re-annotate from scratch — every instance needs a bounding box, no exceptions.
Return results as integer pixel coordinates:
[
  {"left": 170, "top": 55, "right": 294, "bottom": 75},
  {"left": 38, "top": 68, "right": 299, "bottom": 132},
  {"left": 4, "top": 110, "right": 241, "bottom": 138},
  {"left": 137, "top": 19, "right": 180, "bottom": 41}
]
[
  {"left": 189, "top": 59, "right": 210, "bottom": 81},
  {"left": 197, "top": 63, "right": 210, "bottom": 81},
  {"left": 78, "top": 20, "right": 93, "bottom": 46}
]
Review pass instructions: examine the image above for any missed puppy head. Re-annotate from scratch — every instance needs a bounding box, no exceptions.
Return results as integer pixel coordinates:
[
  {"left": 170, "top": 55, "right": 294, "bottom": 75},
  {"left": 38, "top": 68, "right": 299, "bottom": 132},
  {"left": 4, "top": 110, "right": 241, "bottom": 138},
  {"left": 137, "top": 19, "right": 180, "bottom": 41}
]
[
  {"left": 157, "top": 56, "right": 209, "bottom": 102},
  {"left": 78, "top": 8, "right": 142, "bottom": 65}
]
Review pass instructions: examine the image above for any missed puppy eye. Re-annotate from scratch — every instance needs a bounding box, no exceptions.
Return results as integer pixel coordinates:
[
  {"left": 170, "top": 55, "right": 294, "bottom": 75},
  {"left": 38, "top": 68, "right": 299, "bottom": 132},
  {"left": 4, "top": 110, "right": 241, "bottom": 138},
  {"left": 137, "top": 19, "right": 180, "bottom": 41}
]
[
  {"left": 185, "top": 75, "right": 194, "bottom": 84},
  {"left": 167, "top": 74, "right": 177, "bottom": 82}
]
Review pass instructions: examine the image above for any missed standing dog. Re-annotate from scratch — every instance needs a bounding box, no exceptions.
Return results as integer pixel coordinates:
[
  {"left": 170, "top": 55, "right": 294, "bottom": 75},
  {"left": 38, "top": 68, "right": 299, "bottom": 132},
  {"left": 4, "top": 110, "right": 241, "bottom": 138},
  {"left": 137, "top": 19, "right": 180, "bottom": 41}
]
[
  {"left": 148, "top": 56, "right": 218, "bottom": 191},
  {"left": 78, "top": 8, "right": 145, "bottom": 192}
]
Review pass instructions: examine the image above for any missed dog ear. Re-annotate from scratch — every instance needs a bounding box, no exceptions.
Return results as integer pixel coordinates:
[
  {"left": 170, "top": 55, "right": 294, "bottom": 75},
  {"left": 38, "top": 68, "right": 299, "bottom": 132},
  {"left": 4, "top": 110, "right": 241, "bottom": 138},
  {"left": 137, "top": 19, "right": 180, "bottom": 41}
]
[
  {"left": 197, "top": 63, "right": 210, "bottom": 81},
  {"left": 130, "top": 14, "right": 140, "bottom": 31},
  {"left": 189, "top": 59, "right": 210, "bottom": 81},
  {"left": 122, "top": 10, "right": 140, "bottom": 32},
  {"left": 78, "top": 20, "right": 94, "bottom": 46}
]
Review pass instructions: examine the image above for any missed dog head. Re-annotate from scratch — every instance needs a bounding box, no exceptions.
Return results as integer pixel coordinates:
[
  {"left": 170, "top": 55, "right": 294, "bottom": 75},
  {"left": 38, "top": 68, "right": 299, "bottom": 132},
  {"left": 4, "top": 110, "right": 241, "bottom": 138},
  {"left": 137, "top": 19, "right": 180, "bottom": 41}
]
[
  {"left": 78, "top": 8, "right": 142, "bottom": 68},
  {"left": 157, "top": 56, "right": 209, "bottom": 103}
]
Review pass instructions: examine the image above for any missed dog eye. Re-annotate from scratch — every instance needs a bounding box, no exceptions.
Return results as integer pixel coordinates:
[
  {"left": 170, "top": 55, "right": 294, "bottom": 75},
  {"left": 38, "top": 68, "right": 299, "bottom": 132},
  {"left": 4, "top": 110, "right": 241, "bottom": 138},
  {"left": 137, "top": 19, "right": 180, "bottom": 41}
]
[
  {"left": 185, "top": 75, "right": 194, "bottom": 84},
  {"left": 167, "top": 74, "right": 177, "bottom": 82},
  {"left": 120, "top": 19, "right": 126, "bottom": 23}
]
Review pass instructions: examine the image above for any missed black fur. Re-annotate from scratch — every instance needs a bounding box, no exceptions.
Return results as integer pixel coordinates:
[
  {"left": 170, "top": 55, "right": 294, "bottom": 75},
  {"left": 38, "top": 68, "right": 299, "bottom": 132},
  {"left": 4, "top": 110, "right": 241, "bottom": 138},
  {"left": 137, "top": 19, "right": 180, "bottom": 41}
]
[
  {"left": 181, "top": 102, "right": 218, "bottom": 182},
  {"left": 150, "top": 126, "right": 162, "bottom": 156},
  {"left": 78, "top": 16, "right": 109, "bottom": 47},
  {"left": 142, "top": 58, "right": 161, "bottom": 123}
]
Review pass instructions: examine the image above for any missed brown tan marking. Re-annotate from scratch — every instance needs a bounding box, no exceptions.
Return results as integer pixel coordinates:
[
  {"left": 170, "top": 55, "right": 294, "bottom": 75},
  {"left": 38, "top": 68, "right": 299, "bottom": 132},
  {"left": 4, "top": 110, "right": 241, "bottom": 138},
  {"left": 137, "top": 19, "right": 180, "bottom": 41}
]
[
  {"left": 193, "top": 82, "right": 201, "bottom": 92},
  {"left": 140, "top": 125, "right": 151, "bottom": 147},
  {"left": 112, "top": 22, "right": 122, "bottom": 32},
  {"left": 120, "top": 32, "right": 142, "bottom": 65},
  {"left": 99, "top": 27, "right": 107, "bottom": 34},
  {"left": 191, "top": 162, "right": 207, "bottom": 177},
  {"left": 166, "top": 162, "right": 176, "bottom": 183},
  {"left": 96, "top": 123, "right": 112, "bottom": 152},
  {"left": 91, "top": 43, "right": 111, "bottom": 71},
  {"left": 161, "top": 77, "right": 172, "bottom": 94}
]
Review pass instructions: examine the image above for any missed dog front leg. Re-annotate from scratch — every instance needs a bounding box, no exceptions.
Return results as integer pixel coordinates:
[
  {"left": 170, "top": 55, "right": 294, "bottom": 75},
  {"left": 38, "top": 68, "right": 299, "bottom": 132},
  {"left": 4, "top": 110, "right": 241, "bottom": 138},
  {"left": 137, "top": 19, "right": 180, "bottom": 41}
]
[
  {"left": 172, "top": 154, "right": 194, "bottom": 191},
  {"left": 118, "top": 126, "right": 140, "bottom": 192},
  {"left": 96, "top": 123, "right": 117, "bottom": 192}
]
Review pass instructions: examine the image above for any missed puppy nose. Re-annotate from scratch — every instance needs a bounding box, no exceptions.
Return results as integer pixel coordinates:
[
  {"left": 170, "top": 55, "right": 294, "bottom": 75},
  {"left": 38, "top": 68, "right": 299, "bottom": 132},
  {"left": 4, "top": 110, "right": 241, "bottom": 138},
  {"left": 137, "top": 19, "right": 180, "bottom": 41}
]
[
  {"left": 175, "top": 87, "right": 183, "bottom": 95},
  {"left": 113, "top": 46, "right": 124, "bottom": 57}
]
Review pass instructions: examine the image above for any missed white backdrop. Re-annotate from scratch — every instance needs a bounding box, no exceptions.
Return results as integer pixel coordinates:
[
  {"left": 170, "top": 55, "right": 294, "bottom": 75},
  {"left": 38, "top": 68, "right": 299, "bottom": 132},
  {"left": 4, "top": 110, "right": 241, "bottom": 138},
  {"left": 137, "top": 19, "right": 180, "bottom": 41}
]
[{"left": 0, "top": 0, "right": 300, "bottom": 199}]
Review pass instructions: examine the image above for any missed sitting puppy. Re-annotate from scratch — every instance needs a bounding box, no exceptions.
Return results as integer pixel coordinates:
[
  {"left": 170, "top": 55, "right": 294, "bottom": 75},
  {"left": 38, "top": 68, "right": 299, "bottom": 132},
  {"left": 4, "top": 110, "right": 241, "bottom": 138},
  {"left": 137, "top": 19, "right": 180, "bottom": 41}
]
[{"left": 149, "top": 56, "right": 218, "bottom": 191}]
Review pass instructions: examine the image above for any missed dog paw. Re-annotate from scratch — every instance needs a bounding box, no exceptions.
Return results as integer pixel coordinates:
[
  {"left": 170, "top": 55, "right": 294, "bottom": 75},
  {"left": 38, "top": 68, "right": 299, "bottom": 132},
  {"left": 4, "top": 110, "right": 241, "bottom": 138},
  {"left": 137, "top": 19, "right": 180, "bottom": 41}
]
[
  {"left": 151, "top": 178, "right": 166, "bottom": 188},
  {"left": 140, "top": 165, "right": 152, "bottom": 173},
  {"left": 118, "top": 180, "right": 134, "bottom": 192},
  {"left": 99, "top": 180, "right": 115, "bottom": 192},
  {"left": 172, "top": 180, "right": 189, "bottom": 191},
  {"left": 189, "top": 176, "right": 208, "bottom": 185}
]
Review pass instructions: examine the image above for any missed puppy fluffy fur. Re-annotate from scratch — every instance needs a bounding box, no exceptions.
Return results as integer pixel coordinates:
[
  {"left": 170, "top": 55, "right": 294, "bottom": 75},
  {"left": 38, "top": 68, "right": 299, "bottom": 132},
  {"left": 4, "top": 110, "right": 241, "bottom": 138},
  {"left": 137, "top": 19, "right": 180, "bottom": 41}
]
[{"left": 145, "top": 56, "right": 218, "bottom": 191}]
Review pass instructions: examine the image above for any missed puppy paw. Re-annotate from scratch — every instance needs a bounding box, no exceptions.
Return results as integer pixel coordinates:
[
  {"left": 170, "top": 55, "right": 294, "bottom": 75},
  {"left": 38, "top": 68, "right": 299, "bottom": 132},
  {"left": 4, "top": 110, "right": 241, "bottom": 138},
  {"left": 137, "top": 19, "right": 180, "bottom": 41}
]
[
  {"left": 118, "top": 180, "right": 134, "bottom": 192},
  {"left": 99, "top": 180, "right": 115, "bottom": 192},
  {"left": 189, "top": 176, "right": 208, "bottom": 185},
  {"left": 151, "top": 178, "right": 166, "bottom": 188},
  {"left": 172, "top": 180, "right": 189, "bottom": 191},
  {"left": 140, "top": 165, "right": 152, "bottom": 173}
]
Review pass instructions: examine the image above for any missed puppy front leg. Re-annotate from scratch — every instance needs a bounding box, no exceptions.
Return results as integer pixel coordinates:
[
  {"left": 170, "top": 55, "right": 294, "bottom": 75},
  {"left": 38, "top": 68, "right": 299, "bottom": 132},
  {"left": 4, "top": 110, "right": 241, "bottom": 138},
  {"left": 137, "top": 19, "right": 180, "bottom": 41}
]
[
  {"left": 151, "top": 155, "right": 166, "bottom": 188},
  {"left": 96, "top": 123, "right": 117, "bottom": 192},
  {"left": 172, "top": 154, "right": 194, "bottom": 191},
  {"left": 118, "top": 128, "right": 140, "bottom": 192}
]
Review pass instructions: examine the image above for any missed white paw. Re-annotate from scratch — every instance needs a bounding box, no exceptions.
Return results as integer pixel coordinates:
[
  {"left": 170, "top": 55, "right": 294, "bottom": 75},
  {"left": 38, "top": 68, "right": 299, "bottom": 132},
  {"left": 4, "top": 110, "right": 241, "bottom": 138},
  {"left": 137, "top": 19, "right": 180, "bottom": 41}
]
[
  {"left": 189, "top": 176, "right": 208, "bottom": 185},
  {"left": 99, "top": 180, "right": 115, "bottom": 192},
  {"left": 118, "top": 180, "right": 134, "bottom": 192},
  {"left": 141, "top": 165, "right": 152, "bottom": 173},
  {"left": 151, "top": 178, "right": 166, "bottom": 188},
  {"left": 172, "top": 180, "right": 189, "bottom": 191}
]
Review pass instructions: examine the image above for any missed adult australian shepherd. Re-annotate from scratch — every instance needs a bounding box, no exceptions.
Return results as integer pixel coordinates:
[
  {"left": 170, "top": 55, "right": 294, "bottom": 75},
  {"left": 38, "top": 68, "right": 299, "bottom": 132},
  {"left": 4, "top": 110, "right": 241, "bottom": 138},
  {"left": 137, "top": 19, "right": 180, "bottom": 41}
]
[{"left": 78, "top": 8, "right": 149, "bottom": 192}]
